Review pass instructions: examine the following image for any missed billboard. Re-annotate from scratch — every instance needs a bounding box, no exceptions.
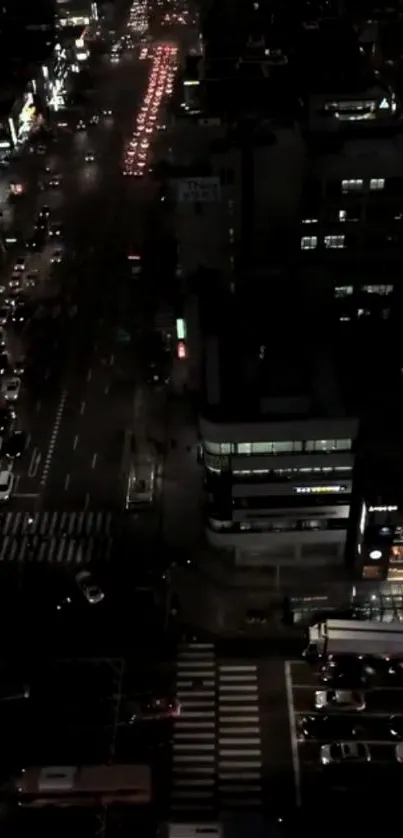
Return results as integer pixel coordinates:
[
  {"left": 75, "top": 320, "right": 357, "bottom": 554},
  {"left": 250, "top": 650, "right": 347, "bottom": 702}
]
[{"left": 177, "top": 176, "right": 220, "bottom": 203}]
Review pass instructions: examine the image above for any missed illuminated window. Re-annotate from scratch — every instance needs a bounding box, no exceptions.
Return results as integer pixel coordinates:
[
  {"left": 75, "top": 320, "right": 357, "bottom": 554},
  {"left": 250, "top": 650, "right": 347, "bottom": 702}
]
[
  {"left": 325, "top": 235, "right": 345, "bottom": 249},
  {"left": 334, "top": 286, "right": 353, "bottom": 297},
  {"left": 305, "top": 439, "right": 352, "bottom": 453},
  {"left": 341, "top": 179, "right": 363, "bottom": 193},
  {"left": 370, "top": 178, "right": 385, "bottom": 191},
  {"left": 204, "top": 441, "right": 232, "bottom": 455},
  {"left": 363, "top": 284, "right": 393, "bottom": 295},
  {"left": 301, "top": 236, "right": 317, "bottom": 250},
  {"left": 302, "top": 218, "right": 318, "bottom": 225}
]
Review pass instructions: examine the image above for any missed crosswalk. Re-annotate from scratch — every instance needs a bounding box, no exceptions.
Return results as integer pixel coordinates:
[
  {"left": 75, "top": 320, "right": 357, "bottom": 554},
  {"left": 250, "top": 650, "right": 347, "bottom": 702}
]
[
  {"left": 171, "top": 642, "right": 263, "bottom": 816},
  {"left": 0, "top": 510, "right": 114, "bottom": 537},
  {"left": 217, "top": 663, "right": 262, "bottom": 810},
  {"left": 0, "top": 511, "right": 115, "bottom": 565}
]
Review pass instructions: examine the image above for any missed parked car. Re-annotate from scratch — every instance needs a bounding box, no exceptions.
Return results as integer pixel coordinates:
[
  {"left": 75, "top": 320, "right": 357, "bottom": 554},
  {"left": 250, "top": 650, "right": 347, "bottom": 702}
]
[{"left": 75, "top": 570, "right": 104, "bottom": 605}]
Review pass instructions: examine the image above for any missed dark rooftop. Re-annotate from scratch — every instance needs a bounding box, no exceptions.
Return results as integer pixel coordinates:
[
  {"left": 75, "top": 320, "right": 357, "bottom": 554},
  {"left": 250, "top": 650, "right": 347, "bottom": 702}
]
[{"left": 200, "top": 282, "right": 349, "bottom": 423}]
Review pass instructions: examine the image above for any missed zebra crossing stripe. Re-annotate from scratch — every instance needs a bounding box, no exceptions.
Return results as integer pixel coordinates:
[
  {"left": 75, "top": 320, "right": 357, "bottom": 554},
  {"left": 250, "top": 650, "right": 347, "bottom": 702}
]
[{"left": 0, "top": 513, "right": 115, "bottom": 565}]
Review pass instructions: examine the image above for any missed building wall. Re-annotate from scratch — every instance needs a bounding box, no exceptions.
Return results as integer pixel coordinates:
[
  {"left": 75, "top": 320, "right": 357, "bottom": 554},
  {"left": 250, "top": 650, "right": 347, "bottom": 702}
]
[{"left": 200, "top": 413, "right": 358, "bottom": 565}]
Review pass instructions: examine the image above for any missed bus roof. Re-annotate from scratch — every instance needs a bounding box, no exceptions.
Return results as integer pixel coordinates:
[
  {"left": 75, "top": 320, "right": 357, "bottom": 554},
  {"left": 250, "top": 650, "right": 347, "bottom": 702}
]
[
  {"left": 327, "top": 629, "right": 403, "bottom": 657},
  {"left": 169, "top": 826, "right": 223, "bottom": 838},
  {"left": 15, "top": 764, "right": 151, "bottom": 794},
  {"left": 325, "top": 620, "right": 403, "bottom": 633}
]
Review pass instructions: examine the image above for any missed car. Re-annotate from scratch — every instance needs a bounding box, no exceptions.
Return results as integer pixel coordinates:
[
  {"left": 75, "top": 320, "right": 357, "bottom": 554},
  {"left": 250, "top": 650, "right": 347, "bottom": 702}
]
[
  {"left": 75, "top": 570, "right": 104, "bottom": 604},
  {"left": 89, "top": 114, "right": 99, "bottom": 125},
  {"left": 76, "top": 119, "right": 86, "bottom": 130},
  {"left": 24, "top": 272, "right": 38, "bottom": 289},
  {"left": 320, "top": 658, "right": 368, "bottom": 686},
  {"left": 0, "top": 470, "right": 13, "bottom": 501},
  {"left": 85, "top": 152, "right": 95, "bottom": 163},
  {"left": 3, "top": 430, "right": 25, "bottom": 459},
  {"left": 314, "top": 689, "right": 366, "bottom": 712},
  {"left": 9, "top": 275, "right": 22, "bottom": 291},
  {"left": 387, "top": 715, "right": 403, "bottom": 739},
  {"left": 298, "top": 714, "right": 359, "bottom": 740},
  {"left": 320, "top": 741, "right": 371, "bottom": 766},
  {"left": 13, "top": 258, "right": 25, "bottom": 272},
  {"left": 49, "top": 222, "right": 62, "bottom": 238},
  {"left": 102, "top": 108, "right": 112, "bottom": 116},
  {"left": 13, "top": 359, "right": 24, "bottom": 376},
  {"left": 26, "top": 233, "right": 45, "bottom": 251},
  {"left": 38, "top": 205, "right": 50, "bottom": 219},
  {"left": 0, "top": 351, "right": 9, "bottom": 373},
  {"left": 50, "top": 250, "right": 63, "bottom": 264},
  {"left": 0, "top": 406, "right": 14, "bottom": 433},
  {"left": 48, "top": 175, "right": 61, "bottom": 188},
  {"left": 2, "top": 378, "right": 21, "bottom": 402},
  {"left": 126, "top": 695, "right": 181, "bottom": 723},
  {"left": 0, "top": 307, "right": 9, "bottom": 325},
  {"left": 0, "top": 328, "right": 5, "bottom": 347},
  {"left": 11, "top": 303, "right": 27, "bottom": 324}
]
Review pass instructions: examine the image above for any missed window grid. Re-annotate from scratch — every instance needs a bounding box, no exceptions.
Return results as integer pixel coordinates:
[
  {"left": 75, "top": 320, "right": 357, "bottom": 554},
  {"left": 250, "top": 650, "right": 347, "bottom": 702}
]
[{"left": 204, "top": 439, "right": 353, "bottom": 455}]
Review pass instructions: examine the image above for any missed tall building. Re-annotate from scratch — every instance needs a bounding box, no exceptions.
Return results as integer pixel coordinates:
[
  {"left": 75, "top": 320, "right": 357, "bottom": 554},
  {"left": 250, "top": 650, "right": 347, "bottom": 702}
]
[{"left": 0, "top": 0, "right": 56, "bottom": 82}]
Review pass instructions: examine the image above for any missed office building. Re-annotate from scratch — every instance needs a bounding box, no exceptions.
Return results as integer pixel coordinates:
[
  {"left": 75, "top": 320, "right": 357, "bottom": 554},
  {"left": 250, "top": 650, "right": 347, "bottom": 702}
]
[
  {"left": 198, "top": 285, "right": 358, "bottom": 582},
  {"left": 0, "top": 0, "right": 56, "bottom": 76}
]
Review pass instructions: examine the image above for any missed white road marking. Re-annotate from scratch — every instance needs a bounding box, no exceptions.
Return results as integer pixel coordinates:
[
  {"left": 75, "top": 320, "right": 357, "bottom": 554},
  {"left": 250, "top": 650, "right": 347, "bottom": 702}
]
[
  {"left": 40, "top": 390, "right": 67, "bottom": 488},
  {"left": 104, "top": 383, "right": 109, "bottom": 394},
  {"left": 87, "top": 368, "right": 92, "bottom": 381},
  {"left": 35, "top": 400, "right": 41, "bottom": 412},
  {"left": 64, "top": 474, "right": 70, "bottom": 490},
  {"left": 91, "top": 452, "right": 97, "bottom": 469},
  {"left": 73, "top": 434, "right": 79, "bottom": 450},
  {"left": 285, "top": 660, "right": 302, "bottom": 808},
  {"left": 80, "top": 400, "right": 86, "bottom": 414}
]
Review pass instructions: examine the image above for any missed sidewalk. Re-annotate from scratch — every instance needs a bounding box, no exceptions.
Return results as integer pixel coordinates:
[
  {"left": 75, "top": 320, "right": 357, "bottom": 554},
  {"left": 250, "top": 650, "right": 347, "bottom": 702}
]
[{"left": 161, "top": 391, "right": 203, "bottom": 554}]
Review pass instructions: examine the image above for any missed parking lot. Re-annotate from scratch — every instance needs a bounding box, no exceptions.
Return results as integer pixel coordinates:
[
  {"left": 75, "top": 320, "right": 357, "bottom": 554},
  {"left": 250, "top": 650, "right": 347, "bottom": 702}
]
[{"left": 286, "top": 659, "right": 403, "bottom": 808}]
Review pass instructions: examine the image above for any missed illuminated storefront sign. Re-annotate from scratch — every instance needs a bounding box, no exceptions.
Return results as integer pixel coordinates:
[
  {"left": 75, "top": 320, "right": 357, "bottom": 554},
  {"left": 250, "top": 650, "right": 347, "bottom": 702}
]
[
  {"left": 295, "top": 485, "right": 347, "bottom": 494},
  {"left": 59, "top": 15, "right": 90, "bottom": 26},
  {"left": 369, "top": 505, "right": 398, "bottom": 512},
  {"left": 8, "top": 117, "right": 17, "bottom": 146},
  {"left": 17, "top": 93, "right": 36, "bottom": 137}
]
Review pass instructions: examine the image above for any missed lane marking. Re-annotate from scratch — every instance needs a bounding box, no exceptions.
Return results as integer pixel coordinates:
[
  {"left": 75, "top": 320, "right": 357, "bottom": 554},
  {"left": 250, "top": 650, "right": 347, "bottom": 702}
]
[
  {"left": 35, "top": 400, "right": 41, "bottom": 412},
  {"left": 87, "top": 368, "right": 92, "bottom": 381},
  {"left": 285, "top": 660, "right": 302, "bottom": 808},
  {"left": 28, "top": 448, "right": 41, "bottom": 479},
  {"left": 109, "top": 353, "right": 114, "bottom": 366},
  {"left": 40, "top": 390, "right": 67, "bottom": 489},
  {"left": 91, "top": 452, "right": 97, "bottom": 469},
  {"left": 73, "top": 434, "right": 79, "bottom": 450},
  {"left": 80, "top": 400, "right": 86, "bottom": 415},
  {"left": 64, "top": 473, "right": 70, "bottom": 490},
  {"left": 104, "top": 383, "right": 109, "bottom": 395}
]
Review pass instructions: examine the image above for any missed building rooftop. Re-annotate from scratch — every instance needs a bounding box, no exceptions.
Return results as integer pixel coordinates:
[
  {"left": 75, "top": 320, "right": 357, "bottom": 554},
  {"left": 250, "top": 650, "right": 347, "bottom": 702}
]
[{"left": 200, "top": 283, "right": 349, "bottom": 424}]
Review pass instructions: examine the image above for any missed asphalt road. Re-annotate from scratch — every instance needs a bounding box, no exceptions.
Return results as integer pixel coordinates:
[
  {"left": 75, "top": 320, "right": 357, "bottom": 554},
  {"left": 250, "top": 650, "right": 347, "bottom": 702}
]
[{"left": 1, "top": 47, "right": 156, "bottom": 513}]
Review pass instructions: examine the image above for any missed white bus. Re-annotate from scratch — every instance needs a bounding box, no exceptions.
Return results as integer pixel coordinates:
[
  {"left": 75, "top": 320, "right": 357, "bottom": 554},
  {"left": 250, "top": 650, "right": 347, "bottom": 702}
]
[
  {"left": 307, "top": 619, "right": 403, "bottom": 659},
  {"left": 12, "top": 763, "right": 151, "bottom": 808},
  {"left": 169, "top": 825, "right": 223, "bottom": 838}
]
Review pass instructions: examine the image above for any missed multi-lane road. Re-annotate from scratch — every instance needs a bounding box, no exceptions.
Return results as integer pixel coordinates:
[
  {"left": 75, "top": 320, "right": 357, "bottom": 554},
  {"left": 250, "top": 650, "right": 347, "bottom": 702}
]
[{"left": 0, "top": 25, "right": 178, "bottom": 539}]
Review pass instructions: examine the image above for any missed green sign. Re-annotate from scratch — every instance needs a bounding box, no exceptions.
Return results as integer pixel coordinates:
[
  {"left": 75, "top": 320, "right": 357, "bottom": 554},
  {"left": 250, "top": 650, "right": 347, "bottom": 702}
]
[{"left": 117, "top": 328, "right": 131, "bottom": 345}]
